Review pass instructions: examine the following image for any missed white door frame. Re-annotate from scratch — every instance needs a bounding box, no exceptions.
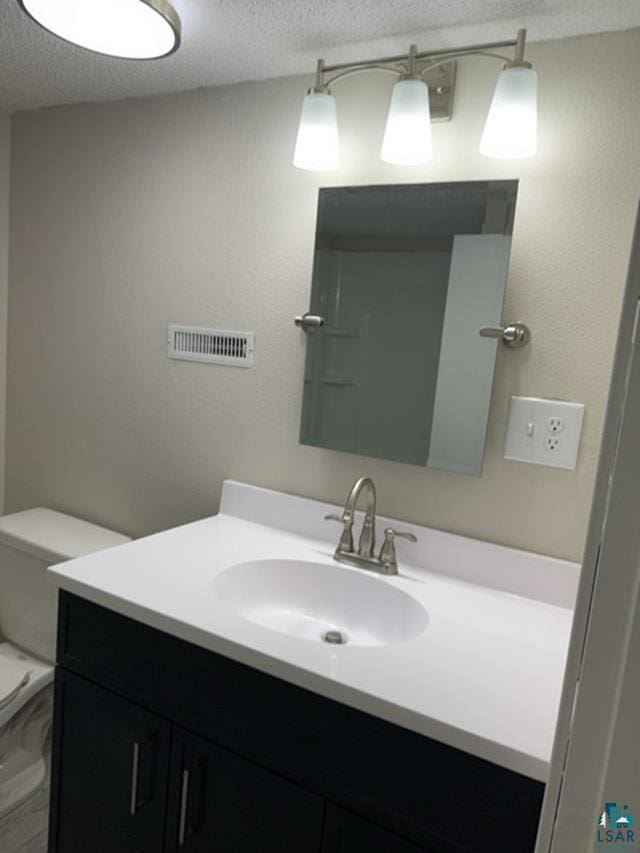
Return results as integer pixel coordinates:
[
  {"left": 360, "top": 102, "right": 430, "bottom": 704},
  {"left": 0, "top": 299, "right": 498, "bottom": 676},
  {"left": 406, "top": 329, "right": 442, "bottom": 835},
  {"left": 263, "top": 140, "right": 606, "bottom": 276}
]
[{"left": 536, "top": 204, "right": 640, "bottom": 852}]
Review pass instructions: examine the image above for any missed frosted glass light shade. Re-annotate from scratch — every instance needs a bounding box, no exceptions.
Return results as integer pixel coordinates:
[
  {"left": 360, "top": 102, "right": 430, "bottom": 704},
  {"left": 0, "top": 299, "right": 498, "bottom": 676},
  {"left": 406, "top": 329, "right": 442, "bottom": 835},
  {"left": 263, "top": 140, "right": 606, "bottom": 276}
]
[
  {"left": 19, "top": 0, "right": 180, "bottom": 59},
  {"left": 381, "top": 78, "right": 432, "bottom": 165},
  {"left": 293, "top": 91, "right": 340, "bottom": 171},
  {"left": 480, "top": 66, "right": 538, "bottom": 159}
]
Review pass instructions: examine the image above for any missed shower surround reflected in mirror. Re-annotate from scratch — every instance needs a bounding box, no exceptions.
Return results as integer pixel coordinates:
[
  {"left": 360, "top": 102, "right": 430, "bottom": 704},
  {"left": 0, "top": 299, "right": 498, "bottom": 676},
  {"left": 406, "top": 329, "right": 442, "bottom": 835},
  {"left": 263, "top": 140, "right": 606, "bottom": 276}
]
[{"left": 299, "top": 181, "right": 518, "bottom": 475}]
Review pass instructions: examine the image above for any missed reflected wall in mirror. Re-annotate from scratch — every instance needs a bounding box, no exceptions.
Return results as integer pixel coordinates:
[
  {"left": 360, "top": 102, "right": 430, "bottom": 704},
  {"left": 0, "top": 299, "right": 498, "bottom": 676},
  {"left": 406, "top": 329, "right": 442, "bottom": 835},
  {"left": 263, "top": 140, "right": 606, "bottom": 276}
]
[{"left": 299, "top": 181, "right": 518, "bottom": 475}]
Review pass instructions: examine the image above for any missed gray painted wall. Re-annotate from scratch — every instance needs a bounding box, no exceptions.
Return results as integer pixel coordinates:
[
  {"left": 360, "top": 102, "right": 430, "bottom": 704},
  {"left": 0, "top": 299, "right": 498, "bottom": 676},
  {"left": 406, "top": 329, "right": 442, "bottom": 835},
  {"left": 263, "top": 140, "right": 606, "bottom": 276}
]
[{"left": 6, "top": 29, "right": 640, "bottom": 560}]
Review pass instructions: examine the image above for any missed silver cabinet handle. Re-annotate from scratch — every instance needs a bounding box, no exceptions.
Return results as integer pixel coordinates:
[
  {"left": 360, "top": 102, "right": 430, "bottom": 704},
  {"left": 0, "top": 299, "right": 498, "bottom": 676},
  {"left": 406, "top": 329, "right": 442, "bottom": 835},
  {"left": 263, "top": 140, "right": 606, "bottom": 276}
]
[
  {"left": 479, "top": 322, "right": 530, "bottom": 348},
  {"left": 178, "top": 768, "right": 191, "bottom": 846},
  {"left": 129, "top": 741, "right": 140, "bottom": 816},
  {"left": 294, "top": 312, "right": 324, "bottom": 332}
]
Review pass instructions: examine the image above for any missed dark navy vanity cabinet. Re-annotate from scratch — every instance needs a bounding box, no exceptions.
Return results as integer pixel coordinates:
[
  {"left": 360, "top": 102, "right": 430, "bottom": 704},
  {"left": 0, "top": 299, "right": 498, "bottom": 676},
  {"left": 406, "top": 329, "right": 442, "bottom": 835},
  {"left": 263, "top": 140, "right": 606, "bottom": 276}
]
[{"left": 49, "top": 592, "right": 544, "bottom": 852}]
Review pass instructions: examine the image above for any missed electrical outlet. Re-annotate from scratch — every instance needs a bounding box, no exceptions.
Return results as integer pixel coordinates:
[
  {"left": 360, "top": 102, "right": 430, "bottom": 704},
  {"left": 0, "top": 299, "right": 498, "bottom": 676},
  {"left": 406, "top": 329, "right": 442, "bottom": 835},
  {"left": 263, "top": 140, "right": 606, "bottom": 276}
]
[
  {"left": 547, "top": 416, "right": 565, "bottom": 434},
  {"left": 543, "top": 435, "right": 560, "bottom": 452},
  {"left": 504, "top": 396, "right": 585, "bottom": 470}
]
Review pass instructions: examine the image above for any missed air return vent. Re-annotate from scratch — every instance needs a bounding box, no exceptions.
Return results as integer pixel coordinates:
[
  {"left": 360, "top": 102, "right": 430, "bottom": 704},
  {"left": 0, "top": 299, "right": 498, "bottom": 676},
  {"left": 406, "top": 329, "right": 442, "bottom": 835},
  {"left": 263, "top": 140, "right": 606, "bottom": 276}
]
[{"left": 167, "top": 324, "right": 254, "bottom": 368}]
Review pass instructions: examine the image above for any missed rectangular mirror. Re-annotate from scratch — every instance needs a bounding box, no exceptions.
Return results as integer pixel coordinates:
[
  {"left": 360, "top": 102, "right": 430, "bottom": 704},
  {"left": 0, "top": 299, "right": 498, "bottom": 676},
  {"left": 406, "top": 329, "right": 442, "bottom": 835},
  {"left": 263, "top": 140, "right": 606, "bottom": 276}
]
[{"left": 299, "top": 180, "right": 518, "bottom": 475}]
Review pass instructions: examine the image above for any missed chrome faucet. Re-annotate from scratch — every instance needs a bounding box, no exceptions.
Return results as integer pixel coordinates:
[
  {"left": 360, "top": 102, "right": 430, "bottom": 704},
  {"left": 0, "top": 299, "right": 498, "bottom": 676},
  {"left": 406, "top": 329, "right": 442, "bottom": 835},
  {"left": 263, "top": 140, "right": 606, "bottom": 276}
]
[{"left": 325, "top": 477, "right": 417, "bottom": 575}]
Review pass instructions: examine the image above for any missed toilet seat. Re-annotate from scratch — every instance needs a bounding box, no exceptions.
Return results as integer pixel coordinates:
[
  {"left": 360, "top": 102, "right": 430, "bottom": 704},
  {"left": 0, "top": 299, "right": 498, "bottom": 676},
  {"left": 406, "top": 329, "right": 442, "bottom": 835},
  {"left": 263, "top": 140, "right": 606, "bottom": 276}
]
[{"left": 0, "top": 643, "right": 54, "bottom": 729}]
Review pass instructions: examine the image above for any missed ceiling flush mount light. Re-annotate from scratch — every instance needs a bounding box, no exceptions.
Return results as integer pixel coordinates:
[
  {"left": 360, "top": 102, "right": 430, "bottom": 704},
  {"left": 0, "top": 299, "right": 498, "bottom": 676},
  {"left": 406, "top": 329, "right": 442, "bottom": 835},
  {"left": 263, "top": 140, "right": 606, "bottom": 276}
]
[
  {"left": 18, "top": 0, "right": 181, "bottom": 60},
  {"left": 293, "top": 29, "right": 537, "bottom": 170}
]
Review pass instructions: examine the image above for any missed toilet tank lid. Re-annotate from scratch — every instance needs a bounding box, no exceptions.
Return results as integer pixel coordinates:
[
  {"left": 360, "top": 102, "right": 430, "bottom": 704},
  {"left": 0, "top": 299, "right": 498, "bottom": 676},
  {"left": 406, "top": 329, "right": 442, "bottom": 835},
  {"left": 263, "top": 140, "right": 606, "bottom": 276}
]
[{"left": 0, "top": 508, "right": 131, "bottom": 563}]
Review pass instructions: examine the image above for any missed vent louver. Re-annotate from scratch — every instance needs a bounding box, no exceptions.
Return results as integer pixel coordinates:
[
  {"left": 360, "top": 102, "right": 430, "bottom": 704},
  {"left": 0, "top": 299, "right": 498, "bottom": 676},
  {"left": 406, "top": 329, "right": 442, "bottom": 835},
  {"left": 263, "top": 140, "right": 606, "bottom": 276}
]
[{"left": 167, "top": 324, "right": 254, "bottom": 368}]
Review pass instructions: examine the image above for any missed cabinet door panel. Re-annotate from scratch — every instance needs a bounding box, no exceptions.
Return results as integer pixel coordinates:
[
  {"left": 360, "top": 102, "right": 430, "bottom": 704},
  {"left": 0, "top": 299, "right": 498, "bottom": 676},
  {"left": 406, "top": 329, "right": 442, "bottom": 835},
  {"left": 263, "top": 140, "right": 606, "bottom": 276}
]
[
  {"left": 167, "top": 728, "right": 324, "bottom": 852},
  {"left": 50, "top": 671, "right": 171, "bottom": 853},
  {"left": 323, "top": 805, "right": 429, "bottom": 853}
]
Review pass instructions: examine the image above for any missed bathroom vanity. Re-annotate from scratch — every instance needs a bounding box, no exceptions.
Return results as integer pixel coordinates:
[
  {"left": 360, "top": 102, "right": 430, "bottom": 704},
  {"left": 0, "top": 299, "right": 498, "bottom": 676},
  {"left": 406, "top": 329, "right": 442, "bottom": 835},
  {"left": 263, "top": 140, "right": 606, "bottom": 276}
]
[{"left": 47, "top": 481, "right": 578, "bottom": 853}]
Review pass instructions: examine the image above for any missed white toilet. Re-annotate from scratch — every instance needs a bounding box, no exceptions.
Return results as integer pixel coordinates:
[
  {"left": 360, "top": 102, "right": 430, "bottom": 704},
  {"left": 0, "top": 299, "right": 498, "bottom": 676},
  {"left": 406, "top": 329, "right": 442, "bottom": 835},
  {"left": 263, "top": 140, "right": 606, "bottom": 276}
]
[{"left": 0, "top": 508, "right": 130, "bottom": 851}]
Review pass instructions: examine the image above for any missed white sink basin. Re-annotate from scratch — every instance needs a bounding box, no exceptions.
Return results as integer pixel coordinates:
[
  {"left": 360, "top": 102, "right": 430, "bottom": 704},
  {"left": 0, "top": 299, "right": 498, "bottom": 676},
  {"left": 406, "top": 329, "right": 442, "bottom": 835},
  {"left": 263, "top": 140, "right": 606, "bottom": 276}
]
[{"left": 211, "top": 559, "right": 428, "bottom": 646}]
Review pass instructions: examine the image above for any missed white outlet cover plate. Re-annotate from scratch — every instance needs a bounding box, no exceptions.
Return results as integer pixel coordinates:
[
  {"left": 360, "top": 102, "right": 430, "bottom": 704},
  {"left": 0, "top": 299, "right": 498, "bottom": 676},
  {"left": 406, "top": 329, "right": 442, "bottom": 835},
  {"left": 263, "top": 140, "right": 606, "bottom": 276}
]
[{"left": 504, "top": 396, "right": 585, "bottom": 470}]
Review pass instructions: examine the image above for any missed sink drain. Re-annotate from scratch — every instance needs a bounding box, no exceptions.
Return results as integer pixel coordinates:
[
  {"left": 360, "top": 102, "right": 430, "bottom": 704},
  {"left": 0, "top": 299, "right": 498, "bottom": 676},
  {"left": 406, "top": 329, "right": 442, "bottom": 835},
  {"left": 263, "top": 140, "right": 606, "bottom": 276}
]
[{"left": 321, "top": 630, "right": 347, "bottom": 645}]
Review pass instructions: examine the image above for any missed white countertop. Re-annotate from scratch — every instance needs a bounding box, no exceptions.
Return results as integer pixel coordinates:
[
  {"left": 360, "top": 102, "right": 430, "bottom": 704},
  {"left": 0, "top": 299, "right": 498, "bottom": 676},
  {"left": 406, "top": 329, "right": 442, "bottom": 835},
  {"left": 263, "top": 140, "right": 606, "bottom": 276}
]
[{"left": 47, "top": 481, "right": 578, "bottom": 782}]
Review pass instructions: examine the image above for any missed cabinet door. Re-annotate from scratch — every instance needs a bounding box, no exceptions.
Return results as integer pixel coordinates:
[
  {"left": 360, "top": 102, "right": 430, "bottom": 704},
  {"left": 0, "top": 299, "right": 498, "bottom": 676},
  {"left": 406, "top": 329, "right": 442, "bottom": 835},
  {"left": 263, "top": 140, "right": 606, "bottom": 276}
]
[
  {"left": 166, "top": 728, "right": 325, "bottom": 852},
  {"left": 322, "top": 805, "right": 429, "bottom": 853},
  {"left": 50, "top": 670, "right": 171, "bottom": 853}
]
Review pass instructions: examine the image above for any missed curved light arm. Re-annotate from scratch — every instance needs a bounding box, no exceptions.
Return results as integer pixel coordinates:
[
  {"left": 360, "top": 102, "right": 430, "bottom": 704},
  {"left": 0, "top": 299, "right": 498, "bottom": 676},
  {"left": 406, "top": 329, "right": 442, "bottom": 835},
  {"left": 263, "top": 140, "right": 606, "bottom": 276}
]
[
  {"left": 324, "top": 64, "right": 403, "bottom": 88},
  {"left": 312, "top": 28, "right": 529, "bottom": 91},
  {"left": 419, "top": 50, "right": 513, "bottom": 78}
]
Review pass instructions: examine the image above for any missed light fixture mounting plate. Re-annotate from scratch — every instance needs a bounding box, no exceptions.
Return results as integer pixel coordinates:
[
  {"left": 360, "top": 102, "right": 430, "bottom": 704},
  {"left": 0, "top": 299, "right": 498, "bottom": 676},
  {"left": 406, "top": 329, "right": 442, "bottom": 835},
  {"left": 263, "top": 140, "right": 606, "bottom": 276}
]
[{"left": 423, "top": 61, "right": 456, "bottom": 122}]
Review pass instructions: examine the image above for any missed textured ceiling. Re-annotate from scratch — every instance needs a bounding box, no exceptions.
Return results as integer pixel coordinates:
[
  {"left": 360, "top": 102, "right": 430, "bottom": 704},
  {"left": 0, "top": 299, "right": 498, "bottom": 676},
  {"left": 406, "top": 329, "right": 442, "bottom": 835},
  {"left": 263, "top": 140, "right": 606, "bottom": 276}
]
[{"left": 1, "top": 0, "right": 640, "bottom": 112}]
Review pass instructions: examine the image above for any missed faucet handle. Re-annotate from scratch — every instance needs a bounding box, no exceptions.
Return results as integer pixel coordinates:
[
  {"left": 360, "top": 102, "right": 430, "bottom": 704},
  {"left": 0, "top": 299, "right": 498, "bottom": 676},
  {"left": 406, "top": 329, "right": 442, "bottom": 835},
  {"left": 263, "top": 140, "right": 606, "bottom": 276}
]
[
  {"left": 325, "top": 513, "right": 354, "bottom": 554},
  {"left": 378, "top": 527, "right": 417, "bottom": 572},
  {"left": 384, "top": 527, "right": 417, "bottom": 544},
  {"left": 325, "top": 513, "right": 344, "bottom": 523}
]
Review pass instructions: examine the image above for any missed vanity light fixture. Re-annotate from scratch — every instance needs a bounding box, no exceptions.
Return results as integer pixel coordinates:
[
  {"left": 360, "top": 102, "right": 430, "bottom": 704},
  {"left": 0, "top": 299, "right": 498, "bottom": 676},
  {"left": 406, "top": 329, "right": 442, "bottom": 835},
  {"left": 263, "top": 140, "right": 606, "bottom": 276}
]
[
  {"left": 293, "top": 29, "right": 537, "bottom": 170},
  {"left": 18, "top": 0, "right": 181, "bottom": 60}
]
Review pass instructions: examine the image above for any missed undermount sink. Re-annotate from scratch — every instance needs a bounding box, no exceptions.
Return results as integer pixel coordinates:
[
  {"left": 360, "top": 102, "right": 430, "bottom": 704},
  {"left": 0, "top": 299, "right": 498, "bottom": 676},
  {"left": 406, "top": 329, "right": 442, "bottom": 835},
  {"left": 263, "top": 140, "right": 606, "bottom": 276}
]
[{"left": 211, "top": 559, "right": 428, "bottom": 647}]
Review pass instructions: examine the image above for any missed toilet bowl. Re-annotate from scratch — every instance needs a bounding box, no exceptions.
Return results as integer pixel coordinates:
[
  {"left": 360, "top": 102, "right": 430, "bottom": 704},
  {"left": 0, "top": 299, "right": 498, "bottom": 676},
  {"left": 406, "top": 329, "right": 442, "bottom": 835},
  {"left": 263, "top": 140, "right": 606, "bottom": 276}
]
[{"left": 0, "top": 508, "right": 130, "bottom": 852}]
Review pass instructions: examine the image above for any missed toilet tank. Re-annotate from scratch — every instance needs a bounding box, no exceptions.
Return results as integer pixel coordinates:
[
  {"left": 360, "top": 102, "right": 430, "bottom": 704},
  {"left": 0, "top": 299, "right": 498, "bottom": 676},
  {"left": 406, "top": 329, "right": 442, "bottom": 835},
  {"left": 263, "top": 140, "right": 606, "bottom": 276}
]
[{"left": 0, "top": 509, "right": 130, "bottom": 662}]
